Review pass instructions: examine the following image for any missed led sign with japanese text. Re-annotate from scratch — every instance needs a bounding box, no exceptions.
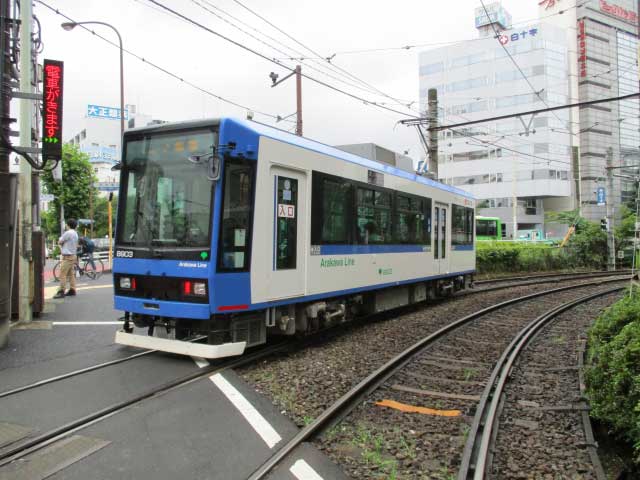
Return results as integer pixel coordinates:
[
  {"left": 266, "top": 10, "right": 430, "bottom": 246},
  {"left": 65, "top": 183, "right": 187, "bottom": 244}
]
[{"left": 42, "top": 59, "right": 63, "bottom": 160}]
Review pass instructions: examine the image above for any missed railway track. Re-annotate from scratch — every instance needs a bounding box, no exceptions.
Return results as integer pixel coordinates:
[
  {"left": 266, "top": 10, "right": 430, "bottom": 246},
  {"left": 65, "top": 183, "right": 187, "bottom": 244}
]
[
  {"left": 0, "top": 272, "right": 628, "bottom": 476},
  {"left": 0, "top": 341, "right": 293, "bottom": 468},
  {"left": 458, "top": 287, "right": 619, "bottom": 479},
  {"left": 1, "top": 271, "right": 626, "bottom": 403},
  {"left": 244, "top": 277, "right": 627, "bottom": 480}
]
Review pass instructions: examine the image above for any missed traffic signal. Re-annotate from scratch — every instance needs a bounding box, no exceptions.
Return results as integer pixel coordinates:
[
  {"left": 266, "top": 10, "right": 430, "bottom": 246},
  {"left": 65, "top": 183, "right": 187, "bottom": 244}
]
[{"left": 601, "top": 218, "right": 609, "bottom": 231}]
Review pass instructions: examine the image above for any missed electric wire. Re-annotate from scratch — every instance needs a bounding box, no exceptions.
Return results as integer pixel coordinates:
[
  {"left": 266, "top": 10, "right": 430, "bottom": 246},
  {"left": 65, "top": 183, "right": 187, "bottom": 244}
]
[
  {"left": 479, "top": 0, "right": 569, "bottom": 129},
  {"left": 187, "top": 0, "right": 407, "bottom": 104},
  {"left": 36, "top": 0, "right": 293, "bottom": 123},
  {"left": 143, "top": 0, "right": 419, "bottom": 118},
  {"left": 224, "top": 0, "right": 421, "bottom": 114}
]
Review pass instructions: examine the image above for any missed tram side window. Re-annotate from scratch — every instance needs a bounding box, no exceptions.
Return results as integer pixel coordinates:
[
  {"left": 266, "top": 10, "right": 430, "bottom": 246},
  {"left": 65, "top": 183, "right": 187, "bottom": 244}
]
[
  {"left": 396, "top": 194, "right": 429, "bottom": 244},
  {"left": 356, "top": 187, "right": 392, "bottom": 244},
  {"left": 217, "top": 159, "right": 255, "bottom": 272},
  {"left": 322, "top": 178, "right": 351, "bottom": 243},
  {"left": 452, "top": 205, "right": 474, "bottom": 246}
]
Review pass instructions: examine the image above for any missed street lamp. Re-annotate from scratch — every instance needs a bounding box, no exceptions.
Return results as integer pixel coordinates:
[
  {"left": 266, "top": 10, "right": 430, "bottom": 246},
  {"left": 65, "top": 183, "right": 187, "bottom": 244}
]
[{"left": 61, "top": 21, "right": 125, "bottom": 137}]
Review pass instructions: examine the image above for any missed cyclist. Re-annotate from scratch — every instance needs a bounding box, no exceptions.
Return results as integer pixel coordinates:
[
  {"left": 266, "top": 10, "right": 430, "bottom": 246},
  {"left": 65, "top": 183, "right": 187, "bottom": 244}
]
[
  {"left": 78, "top": 236, "right": 96, "bottom": 270},
  {"left": 53, "top": 218, "right": 79, "bottom": 298}
]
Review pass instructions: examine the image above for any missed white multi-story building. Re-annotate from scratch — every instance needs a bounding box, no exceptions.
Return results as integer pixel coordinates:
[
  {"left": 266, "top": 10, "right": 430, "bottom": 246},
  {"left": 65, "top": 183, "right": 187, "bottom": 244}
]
[
  {"left": 419, "top": 2, "right": 573, "bottom": 238},
  {"left": 67, "top": 104, "right": 164, "bottom": 195},
  {"left": 539, "top": 0, "right": 639, "bottom": 222}
]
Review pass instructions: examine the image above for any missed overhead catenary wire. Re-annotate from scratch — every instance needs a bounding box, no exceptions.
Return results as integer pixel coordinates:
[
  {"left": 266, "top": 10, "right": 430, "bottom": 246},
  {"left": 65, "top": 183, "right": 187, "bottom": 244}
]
[
  {"left": 224, "top": 0, "right": 421, "bottom": 113},
  {"left": 36, "top": 0, "right": 293, "bottom": 123},
  {"left": 143, "top": 0, "right": 419, "bottom": 118},
  {"left": 479, "top": 0, "right": 569, "bottom": 129},
  {"left": 280, "top": 1, "right": 585, "bottom": 60},
  {"left": 186, "top": 0, "right": 411, "bottom": 105}
]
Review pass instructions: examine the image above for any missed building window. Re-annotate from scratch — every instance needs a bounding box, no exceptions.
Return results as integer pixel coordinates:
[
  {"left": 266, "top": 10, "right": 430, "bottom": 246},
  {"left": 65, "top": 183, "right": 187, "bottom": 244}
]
[{"left": 420, "top": 62, "right": 444, "bottom": 75}]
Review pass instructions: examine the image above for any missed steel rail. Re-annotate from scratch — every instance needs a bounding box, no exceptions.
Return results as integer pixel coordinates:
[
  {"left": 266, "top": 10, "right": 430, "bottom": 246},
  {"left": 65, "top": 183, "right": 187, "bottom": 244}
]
[
  {"left": 473, "top": 269, "right": 631, "bottom": 286},
  {"left": 457, "top": 286, "right": 623, "bottom": 480},
  {"left": 0, "top": 335, "right": 207, "bottom": 399},
  {"left": 467, "top": 271, "right": 630, "bottom": 296},
  {"left": 4, "top": 272, "right": 622, "bottom": 401},
  {"left": 0, "top": 340, "right": 292, "bottom": 467},
  {"left": 245, "top": 277, "right": 628, "bottom": 480}
]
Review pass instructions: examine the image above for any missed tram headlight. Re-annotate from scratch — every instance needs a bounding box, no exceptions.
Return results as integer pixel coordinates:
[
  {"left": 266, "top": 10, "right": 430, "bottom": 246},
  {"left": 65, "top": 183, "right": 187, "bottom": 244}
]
[
  {"left": 182, "top": 280, "right": 207, "bottom": 296},
  {"left": 193, "top": 282, "right": 207, "bottom": 296},
  {"left": 119, "top": 277, "right": 136, "bottom": 290}
]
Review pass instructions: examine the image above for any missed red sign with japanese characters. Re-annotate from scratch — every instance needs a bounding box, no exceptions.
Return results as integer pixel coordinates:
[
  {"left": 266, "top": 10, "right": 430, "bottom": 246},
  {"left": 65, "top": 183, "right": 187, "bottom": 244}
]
[
  {"left": 578, "top": 20, "right": 587, "bottom": 78},
  {"left": 539, "top": 0, "right": 561, "bottom": 10},
  {"left": 42, "top": 59, "right": 64, "bottom": 160},
  {"left": 599, "top": 0, "right": 638, "bottom": 23}
]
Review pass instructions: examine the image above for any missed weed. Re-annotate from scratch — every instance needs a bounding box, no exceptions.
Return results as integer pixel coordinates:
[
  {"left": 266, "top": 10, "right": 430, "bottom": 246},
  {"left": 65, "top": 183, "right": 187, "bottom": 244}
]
[{"left": 463, "top": 367, "right": 477, "bottom": 381}]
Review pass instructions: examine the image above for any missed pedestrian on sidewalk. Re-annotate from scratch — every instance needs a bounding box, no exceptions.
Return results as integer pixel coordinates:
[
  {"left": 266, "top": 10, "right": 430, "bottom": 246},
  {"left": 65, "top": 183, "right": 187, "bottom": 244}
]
[{"left": 54, "top": 218, "right": 79, "bottom": 299}]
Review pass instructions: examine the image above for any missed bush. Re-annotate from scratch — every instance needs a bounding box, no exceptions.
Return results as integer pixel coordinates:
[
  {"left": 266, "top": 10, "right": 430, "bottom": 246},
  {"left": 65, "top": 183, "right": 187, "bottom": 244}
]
[
  {"left": 475, "top": 218, "right": 607, "bottom": 275},
  {"left": 476, "top": 242, "right": 567, "bottom": 274},
  {"left": 586, "top": 291, "right": 640, "bottom": 462}
]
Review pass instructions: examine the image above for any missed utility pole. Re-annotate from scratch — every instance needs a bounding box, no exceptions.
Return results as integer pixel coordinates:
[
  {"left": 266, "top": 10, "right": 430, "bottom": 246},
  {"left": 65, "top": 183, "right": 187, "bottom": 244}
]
[
  {"left": 427, "top": 88, "right": 438, "bottom": 179},
  {"left": 295, "top": 65, "right": 302, "bottom": 136},
  {"left": 270, "top": 65, "right": 303, "bottom": 136},
  {"left": 0, "top": 0, "right": 16, "bottom": 348},
  {"left": 17, "top": 0, "right": 33, "bottom": 321},
  {"left": 606, "top": 147, "right": 616, "bottom": 271}
]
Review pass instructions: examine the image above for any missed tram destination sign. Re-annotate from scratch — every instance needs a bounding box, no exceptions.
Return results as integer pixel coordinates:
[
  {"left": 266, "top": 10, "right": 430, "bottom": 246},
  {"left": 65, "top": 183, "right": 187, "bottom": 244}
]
[{"left": 42, "top": 59, "right": 64, "bottom": 160}]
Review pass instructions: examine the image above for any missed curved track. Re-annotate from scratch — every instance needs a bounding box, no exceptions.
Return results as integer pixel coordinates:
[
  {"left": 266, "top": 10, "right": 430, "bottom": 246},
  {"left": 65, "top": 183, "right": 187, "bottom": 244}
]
[{"left": 245, "top": 277, "right": 626, "bottom": 480}]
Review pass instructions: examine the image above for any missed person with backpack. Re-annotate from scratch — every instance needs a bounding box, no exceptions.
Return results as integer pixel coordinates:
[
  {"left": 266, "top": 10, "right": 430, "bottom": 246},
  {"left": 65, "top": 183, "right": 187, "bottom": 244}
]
[{"left": 78, "top": 236, "right": 96, "bottom": 270}]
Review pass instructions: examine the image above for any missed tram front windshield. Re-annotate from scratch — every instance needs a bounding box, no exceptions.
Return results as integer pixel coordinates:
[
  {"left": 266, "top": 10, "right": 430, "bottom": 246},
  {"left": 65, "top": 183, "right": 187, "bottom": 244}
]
[{"left": 118, "top": 129, "right": 216, "bottom": 249}]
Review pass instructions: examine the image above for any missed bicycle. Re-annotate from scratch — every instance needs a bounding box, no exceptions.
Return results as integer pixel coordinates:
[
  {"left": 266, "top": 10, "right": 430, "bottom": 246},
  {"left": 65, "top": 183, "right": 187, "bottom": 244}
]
[{"left": 52, "top": 254, "right": 104, "bottom": 281}]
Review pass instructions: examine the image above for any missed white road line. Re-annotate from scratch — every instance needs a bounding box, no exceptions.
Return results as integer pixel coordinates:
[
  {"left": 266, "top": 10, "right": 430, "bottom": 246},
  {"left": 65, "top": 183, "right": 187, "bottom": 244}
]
[
  {"left": 290, "top": 459, "right": 324, "bottom": 480},
  {"left": 210, "top": 373, "right": 282, "bottom": 448},
  {"left": 52, "top": 322, "right": 122, "bottom": 325},
  {"left": 191, "top": 356, "right": 209, "bottom": 368}
]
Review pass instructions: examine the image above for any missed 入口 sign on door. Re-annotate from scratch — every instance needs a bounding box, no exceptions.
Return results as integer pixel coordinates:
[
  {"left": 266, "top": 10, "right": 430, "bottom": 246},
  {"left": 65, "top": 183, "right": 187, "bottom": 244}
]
[{"left": 278, "top": 204, "right": 295, "bottom": 218}]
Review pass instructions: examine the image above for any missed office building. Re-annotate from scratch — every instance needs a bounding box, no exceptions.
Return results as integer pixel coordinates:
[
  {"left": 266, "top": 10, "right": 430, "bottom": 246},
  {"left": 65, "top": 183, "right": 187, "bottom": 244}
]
[{"left": 419, "top": 2, "right": 573, "bottom": 238}]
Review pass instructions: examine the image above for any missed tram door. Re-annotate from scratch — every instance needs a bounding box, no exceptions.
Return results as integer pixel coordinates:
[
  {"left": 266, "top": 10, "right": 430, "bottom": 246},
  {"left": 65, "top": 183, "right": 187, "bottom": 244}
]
[
  {"left": 434, "top": 203, "right": 449, "bottom": 274},
  {"left": 267, "top": 167, "right": 307, "bottom": 300}
]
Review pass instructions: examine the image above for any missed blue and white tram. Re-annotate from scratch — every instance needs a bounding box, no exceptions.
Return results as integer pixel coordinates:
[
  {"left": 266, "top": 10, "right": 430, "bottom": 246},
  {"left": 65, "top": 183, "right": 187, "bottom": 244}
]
[{"left": 113, "top": 118, "right": 475, "bottom": 358}]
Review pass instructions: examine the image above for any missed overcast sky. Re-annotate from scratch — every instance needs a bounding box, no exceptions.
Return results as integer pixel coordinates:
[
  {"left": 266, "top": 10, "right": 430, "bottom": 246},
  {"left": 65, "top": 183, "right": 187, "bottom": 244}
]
[{"left": 34, "top": 0, "right": 540, "bottom": 161}]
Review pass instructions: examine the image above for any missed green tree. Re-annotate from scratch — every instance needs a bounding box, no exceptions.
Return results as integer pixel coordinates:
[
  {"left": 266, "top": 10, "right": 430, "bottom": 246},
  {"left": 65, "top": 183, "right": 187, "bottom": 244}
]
[
  {"left": 91, "top": 194, "right": 118, "bottom": 238},
  {"left": 41, "top": 144, "right": 97, "bottom": 239}
]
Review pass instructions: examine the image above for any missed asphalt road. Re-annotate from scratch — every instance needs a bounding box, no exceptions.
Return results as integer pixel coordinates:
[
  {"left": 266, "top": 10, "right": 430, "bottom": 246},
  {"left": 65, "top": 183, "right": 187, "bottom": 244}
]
[{"left": 0, "top": 274, "right": 347, "bottom": 480}]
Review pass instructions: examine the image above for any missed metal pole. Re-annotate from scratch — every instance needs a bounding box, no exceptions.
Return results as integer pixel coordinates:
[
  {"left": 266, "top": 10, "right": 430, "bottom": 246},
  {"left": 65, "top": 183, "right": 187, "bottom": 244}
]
[
  {"left": 118, "top": 32, "right": 124, "bottom": 138},
  {"left": 427, "top": 88, "right": 438, "bottom": 179},
  {"left": 512, "top": 160, "right": 518, "bottom": 241},
  {"left": 107, "top": 193, "right": 113, "bottom": 269},
  {"left": 295, "top": 65, "right": 302, "bottom": 136},
  {"left": 606, "top": 147, "right": 616, "bottom": 271},
  {"left": 89, "top": 189, "right": 94, "bottom": 237},
  {"left": 18, "top": 0, "right": 32, "bottom": 321},
  {"left": 0, "top": 0, "right": 13, "bottom": 347}
]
